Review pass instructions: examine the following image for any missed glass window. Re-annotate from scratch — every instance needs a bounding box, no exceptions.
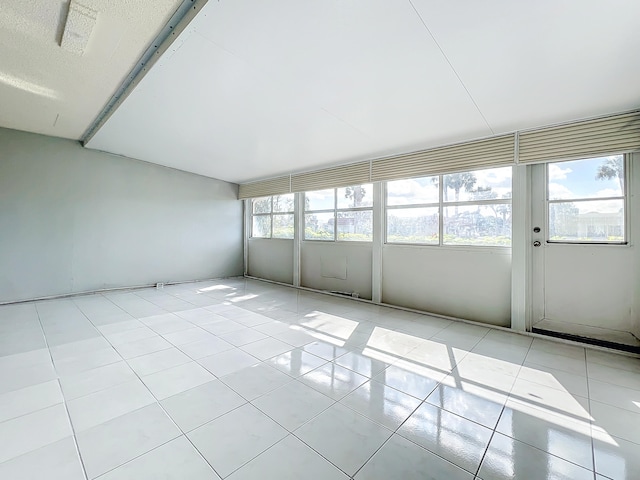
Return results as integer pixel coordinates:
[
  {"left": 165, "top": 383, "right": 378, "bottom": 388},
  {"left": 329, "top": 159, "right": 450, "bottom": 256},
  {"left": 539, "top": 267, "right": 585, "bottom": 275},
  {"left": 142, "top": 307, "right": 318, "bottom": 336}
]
[
  {"left": 386, "top": 167, "right": 512, "bottom": 247},
  {"left": 386, "top": 207, "right": 439, "bottom": 244},
  {"left": 304, "top": 184, "right": 373, "bottom": 242},
  {"left": 251, "top": 194, "right": 294, "bottom": 239},
  {"left": 547, "top": 156, "right": 626, "bottom": 243}
]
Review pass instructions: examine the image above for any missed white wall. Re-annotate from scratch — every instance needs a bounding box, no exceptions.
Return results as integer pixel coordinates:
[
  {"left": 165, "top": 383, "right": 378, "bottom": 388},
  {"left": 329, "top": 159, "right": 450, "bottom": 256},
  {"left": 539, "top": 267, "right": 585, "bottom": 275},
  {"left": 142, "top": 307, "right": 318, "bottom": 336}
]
[
  {"left": 247, "top": 239, "right": 294, "bottom": 284},
  {"left": 0, "top": 127, "right": 243, "bottom": 303},
  {"left": 301, "top": 242, "right": 372, "bottom": 300},
  {"left": 382, "top": 245, "right": 512, "bottom": 326}
]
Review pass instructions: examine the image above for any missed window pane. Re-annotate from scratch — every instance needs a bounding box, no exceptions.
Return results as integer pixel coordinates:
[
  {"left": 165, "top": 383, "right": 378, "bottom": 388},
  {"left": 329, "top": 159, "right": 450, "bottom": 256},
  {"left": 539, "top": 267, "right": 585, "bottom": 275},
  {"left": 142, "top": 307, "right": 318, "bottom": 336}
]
[
  {"left": 337, "top": 184, "right": 373, "bottom": 209},
  {"left": 548, "top": 155, "right": 624, "bottom": 200},
  {"left": 443, "top": 204, "right": 511, "bottom": 246},
  {"left": 273, "top": 194, "right": 294, "bottom": 213},
  {"left": 444, "top": 167, "right": 512, "bottom": 203},
  {"left": 305, "top": 189, "right": 335, "bottom": 211},
  {"left": 252, "top": 197, "right": 271, "bottom": 214},
  {"left": 304, "top": 212, "right": 334, "bottom": 240},
  {"left": 387, "top": 207, "right": 439, "bottom": 244},
  {"left": 252, "top": 215, "right": 271, "bottom": 238},
  {"left": 337, "top": 210, "right": 373, "bottom": 241},
  {"left": 387, "top": 176, "right": 439, "bottom": 206},
  {"left": 272, "top": 214, "right": 294, "bottom": 239},
  {"left": 549, "top": 199, "right": 624, "bottom": 242}
]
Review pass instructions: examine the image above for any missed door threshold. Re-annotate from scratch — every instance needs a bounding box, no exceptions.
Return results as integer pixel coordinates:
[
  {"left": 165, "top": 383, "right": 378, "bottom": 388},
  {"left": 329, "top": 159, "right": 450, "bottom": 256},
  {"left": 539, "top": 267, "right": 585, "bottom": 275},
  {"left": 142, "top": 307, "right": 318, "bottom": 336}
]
[{"left": 532, "top": 328, "right": 640, "bottom": 354}]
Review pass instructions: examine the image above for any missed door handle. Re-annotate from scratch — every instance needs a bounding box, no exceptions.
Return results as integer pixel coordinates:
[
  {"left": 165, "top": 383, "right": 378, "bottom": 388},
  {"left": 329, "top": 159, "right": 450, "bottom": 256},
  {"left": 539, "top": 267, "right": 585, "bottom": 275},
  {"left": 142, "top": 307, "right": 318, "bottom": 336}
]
[{"left": 533, "top": 241, "right": 541, "bottom": 247}]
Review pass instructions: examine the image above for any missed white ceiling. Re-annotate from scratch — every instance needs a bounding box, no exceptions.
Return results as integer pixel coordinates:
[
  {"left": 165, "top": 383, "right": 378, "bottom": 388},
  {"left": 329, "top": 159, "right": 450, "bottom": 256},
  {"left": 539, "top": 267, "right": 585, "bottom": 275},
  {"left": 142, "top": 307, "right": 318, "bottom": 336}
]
[
  {"left": 0, "top": 0, "right": 182, "bottom": 139},
  {"left": 6, "top": 1, "right": 640, "bottom": 184}
]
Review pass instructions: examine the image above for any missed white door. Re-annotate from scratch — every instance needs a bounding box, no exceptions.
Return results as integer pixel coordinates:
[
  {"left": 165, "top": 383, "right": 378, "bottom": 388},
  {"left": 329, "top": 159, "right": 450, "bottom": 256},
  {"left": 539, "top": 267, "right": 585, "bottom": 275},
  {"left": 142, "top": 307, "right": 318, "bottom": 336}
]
[{"left": 530, "top": 154, "right": 639, "bottom": 347}]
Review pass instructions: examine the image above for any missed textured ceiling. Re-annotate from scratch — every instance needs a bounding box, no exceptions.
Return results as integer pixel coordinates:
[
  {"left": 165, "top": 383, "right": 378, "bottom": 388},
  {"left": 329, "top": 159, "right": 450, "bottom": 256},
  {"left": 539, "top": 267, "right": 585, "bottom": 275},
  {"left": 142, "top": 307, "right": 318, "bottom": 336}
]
[{"left": 0, "top": 0, "right": 182, "bottom": 139}]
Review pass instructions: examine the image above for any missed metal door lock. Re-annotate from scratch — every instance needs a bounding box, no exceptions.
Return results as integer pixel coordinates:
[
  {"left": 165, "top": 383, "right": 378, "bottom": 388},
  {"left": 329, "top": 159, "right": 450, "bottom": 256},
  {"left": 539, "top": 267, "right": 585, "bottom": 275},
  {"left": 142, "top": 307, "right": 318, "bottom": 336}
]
[
  {"left": 533, "top": 240, "right": 541, "bottom": 247},
  {"left": 533, "top": 227, "right": 541, "bottom": 233}
]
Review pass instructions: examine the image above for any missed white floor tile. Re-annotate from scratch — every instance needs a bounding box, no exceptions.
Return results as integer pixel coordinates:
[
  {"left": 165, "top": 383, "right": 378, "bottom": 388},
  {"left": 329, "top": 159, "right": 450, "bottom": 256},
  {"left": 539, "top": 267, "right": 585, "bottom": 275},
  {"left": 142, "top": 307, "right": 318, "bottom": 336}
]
[
  {"left": 0, "top": 437, "right": 85, "bottom": 480},
  {"left": 228, "top": 435, "right": 348, "bottom": 480},
  {"left": 198, "top": 349, "right": 259, "bottom": 377},
  {"left": 588, "top": 378, "right": 640, "bottom": 413},
  {"left": 594, "top": 435, "right": 640, "bottom": 480},
  {"left": 5, "top": 281, "right": 639, "bottom": 480},
  {"left": 264, "top": 348, "right": 327, "bottom": 377},
  {"left": 161, "top": 380, "right": 246, "bottom": 432},
  {"left": 497, "top": 400, "right": 594, "bottom": 470},
  {"left": 355, "top": 434, "right": 473, "bottom": 480},
  {"left": 178, "top": 337, "right": 235, "bottom": 359},
  {"left": 163, "top": 327, "right": 216, "bottom": 347},
  {"left": 0, "top": 403, "right": 73, "bottom": 464},
  {"left": 587, "top": 361, "right": 640, "bottom": 390},
  {"left": 0, "top": 360, "right": 57, "bottom": 395},
  {"left": 219, "top": 328, "right": 268, "bottom": 347},
  {"left": 76, "top": 403, "right": 180, "bottom": 479},
  {"left": 300, "top": 362, "right": 368, "bottom": 400},
  {"left": 341, "top": 379, "right": 420, "bottom": 430},
  {"left": 0, "top": 380, "right": 63, "bottom": 423},
  {"left": 127, "top": 347, "right": 191, "bottom": 376},
  {"left": 426, "top": 383, "right": 506, "bottom": 429},
  {"left": 240, "top": 338, "right": 293, "bottom": 361},
  {"left": 524, "top": 349, "right": 587, "bottom": 377},
  {"left": 221, "top": 363, "right": 292, "bottom": 400},
  {"left": 252, "top": 380, "right": 334, "bottom": 431},
  {"left": 202, "top": 320, "right": 246, "bottom": 336},
  {"left": 398, "top": 402, "right": 492, "bottom": 474},
  {"left": 188, "top": 403, "right": 288, "bottom": 478},
  {"left": 60, "top": 361, "right": 138, "bottom": 400},
  {"left": 54, "top": 347, "right": 122, "bottom": 376},
  {"left": 113, "top": 335, "right": 172, "bottom": 359},
  {"left": 478, "top": 433, "right": 593, "bottom": 480},
  {"left": 295, "top": 403, "right": 393, "bottom": 476},
  {"left": 591, "top": 400, "right": 640, "bottom": 445},
  {"left": 335, "top": 351, "right": 391, "bottom": 378},
  {"left": 301, "top": 341, "right": 351, "bottom": 361},
  {"left": 67, "top": 379, "right": 155, "bottom": 431},
  {"left": 141, "top": 362, "right": 215, "bottom": 400},
  {"left": 373, "top": 363, "right": 445, "bottom": 400},
  {"left": 517, "top": 363, "right": 589, "bottom": 398},
  {"left": 97, "top": 436, "right": 220, "bottom": 480}
]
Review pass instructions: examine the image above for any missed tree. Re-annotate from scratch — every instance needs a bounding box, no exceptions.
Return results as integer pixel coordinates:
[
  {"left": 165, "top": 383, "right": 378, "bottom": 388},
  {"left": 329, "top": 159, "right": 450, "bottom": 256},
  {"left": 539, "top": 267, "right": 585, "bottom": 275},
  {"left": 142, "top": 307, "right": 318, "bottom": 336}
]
[
  {"left": 344, "top": 186, "right": 367, "bottom": 208},
  {"left": 443, "top": 173, "right": 477, "bottom": 214},
  {"left": 596, "top": 156, "right": 624, "bottom": 192}
]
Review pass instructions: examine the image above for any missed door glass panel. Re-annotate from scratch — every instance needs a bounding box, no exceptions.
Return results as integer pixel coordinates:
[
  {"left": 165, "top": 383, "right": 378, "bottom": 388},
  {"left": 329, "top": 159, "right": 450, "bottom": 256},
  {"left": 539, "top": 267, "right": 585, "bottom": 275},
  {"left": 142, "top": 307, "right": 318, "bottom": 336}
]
[
  {"left": 548, "top": 156, "right": 624, "bottom": 200},
  {"left": 549, "top": 200, "right": 625, "bottom": 242}
]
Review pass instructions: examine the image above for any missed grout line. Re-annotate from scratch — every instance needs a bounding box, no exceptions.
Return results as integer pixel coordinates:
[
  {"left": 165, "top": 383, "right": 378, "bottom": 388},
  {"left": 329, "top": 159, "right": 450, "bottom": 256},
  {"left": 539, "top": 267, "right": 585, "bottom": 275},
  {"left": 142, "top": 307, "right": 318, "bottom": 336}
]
[
  {"left": 33, "top": 303, "right": 90, "bottom": 480},
  {"left": 407, "top": 0, "right": 494, "bottom": 135},
  {"left": 584, "top": 348, "right": 598, "bottom": 478}
]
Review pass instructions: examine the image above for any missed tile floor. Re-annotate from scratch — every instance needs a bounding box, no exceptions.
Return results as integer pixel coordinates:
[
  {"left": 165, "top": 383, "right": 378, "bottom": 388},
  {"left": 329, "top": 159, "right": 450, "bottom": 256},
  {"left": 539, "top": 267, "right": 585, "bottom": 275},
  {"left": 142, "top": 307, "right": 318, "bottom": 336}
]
[{"left": 0, "top": 277, "right": 639, "bottom": 479}]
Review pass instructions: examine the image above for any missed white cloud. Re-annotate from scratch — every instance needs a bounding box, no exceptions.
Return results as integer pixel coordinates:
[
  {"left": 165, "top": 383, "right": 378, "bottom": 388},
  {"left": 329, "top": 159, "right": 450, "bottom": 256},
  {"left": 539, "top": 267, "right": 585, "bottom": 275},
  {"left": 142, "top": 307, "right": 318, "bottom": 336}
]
[
  {"left": 548, "top": 164, "right": 572, "bottom": 180},
  {"left": 475, "top": 166, "right": 512, "bottom": 186},
  {"left": 548, "top": 182, "right": 573, "bottom": 200},
  {"left": 595, "top": 188, "right": 622, "bottom": 198}
]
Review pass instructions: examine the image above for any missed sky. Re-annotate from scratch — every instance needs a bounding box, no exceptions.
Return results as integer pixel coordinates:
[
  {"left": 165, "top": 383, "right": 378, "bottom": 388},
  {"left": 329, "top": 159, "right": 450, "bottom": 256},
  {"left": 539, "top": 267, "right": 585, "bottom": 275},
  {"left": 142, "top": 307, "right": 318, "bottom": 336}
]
[{"left": 548, "top": 155, "right": 624, "bottom": 213}]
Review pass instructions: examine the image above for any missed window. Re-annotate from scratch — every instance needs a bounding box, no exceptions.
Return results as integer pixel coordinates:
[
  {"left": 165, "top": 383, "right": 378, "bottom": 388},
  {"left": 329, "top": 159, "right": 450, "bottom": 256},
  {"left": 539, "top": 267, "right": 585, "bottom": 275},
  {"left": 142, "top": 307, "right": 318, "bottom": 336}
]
[
  {"left": 386, "top": 167, "right": 512, "bottom": 246},
  {"left": 251, "top": 194, "right": 294, "bottom": 239},
  {"left": 547, "top": 155, "right": 626, "bottom": 243},
  {"left": 304, "top": 184, "right": 373, "bottom": 241}
]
